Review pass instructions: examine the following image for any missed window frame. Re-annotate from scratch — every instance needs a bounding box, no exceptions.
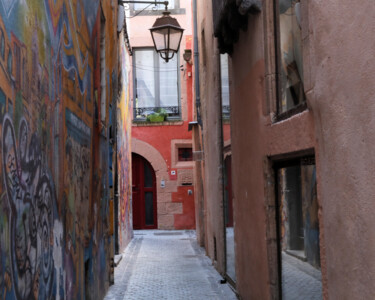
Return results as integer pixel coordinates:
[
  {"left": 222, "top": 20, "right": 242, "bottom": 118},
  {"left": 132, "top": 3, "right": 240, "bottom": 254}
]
[
  {"left": 274, "top": 0, "right": 307, "bottom": 122},
  {"left": 267, "top": 150, "right": 321, "bottom": 299},
  {"left": 129, "top": 0, "right": 185, "bottom": 16},
  {"left": 178, "top": 147, "right": 193, "bottom": 162},
  {"left": 273, "top": 155, "right": 321, "bottom": 298},
  {"left": 132, "top": 47, "right": 181, "bottom": 121},
  {"left": 220, "top": 54, "right": 230, "bottom": 120}
]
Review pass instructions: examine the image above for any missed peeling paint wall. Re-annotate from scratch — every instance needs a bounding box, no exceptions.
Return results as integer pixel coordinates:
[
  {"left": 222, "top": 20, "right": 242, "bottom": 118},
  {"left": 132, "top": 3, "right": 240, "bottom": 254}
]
[{"left": 0, "top": 0, "right": 131, "bottom": 299}]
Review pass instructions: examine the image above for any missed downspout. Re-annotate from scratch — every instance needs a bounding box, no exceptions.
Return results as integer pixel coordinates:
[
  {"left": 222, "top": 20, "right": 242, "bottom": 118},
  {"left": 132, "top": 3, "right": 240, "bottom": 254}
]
[
  {"left": 192, "top": 0, "right": 201, "bottom": 127},
  {"left": 192, "top": 0, "right": 205, "bottom": 247}
]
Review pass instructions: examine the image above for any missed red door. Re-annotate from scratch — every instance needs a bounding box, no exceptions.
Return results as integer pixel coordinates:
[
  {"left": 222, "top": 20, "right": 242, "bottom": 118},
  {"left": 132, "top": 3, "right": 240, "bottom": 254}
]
[{"left": 132, "top": 154, "right": 158, "bottom": 229}]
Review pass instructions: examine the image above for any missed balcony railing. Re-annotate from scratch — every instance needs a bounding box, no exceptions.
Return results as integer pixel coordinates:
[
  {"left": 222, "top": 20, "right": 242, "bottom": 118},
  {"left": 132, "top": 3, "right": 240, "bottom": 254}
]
[{"left": 134, "top": 106, "right": 180, "bottom": 120}]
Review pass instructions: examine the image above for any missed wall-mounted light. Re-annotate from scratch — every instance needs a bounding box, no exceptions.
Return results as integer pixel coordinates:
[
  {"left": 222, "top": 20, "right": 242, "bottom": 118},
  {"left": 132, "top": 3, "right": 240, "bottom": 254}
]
[{"left": 119, "top": 1, "right": 184, "bottom": 63}]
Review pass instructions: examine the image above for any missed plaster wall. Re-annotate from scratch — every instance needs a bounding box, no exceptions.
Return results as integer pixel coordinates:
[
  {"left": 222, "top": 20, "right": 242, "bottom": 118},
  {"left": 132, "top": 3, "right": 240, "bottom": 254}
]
[
  {"left": 306, "top": 1, "right": 375, "bottom": 298},
  {"left": 197, "top": 0, "right": 226, "bottom": 274},
  {"left": 202, "top": 0, "right": 375, "bottom": 299},
  {"left": 197, "top": 0, "right": 318, "bottom": 298},
  {"left": 228, "top": 8, "right": 318, "bottom": 300}
]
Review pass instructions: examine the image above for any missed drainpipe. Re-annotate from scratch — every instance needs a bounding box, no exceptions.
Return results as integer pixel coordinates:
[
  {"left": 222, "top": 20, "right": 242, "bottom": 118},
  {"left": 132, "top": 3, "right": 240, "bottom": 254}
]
[
  {"left": 192, "top": 0, "right": 201, "bottom": 127},
  {"left": 191, "top": 0, "right": 206, "bottom": 247}
]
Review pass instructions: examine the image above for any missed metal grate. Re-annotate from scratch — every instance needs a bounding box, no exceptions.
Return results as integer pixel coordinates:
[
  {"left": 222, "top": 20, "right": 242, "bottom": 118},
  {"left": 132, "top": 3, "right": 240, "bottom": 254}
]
[{"left": 134, "top": 106, "right": 180, "bottom": 118}]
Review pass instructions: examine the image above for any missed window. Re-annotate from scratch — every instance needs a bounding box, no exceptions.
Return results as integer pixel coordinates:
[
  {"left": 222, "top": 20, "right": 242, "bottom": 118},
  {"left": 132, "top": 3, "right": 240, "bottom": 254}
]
[
  {"left": 277, "top": 0, "right": 305, "bottom": 115},
  {"left": 130, "top": 0, "right": 185, "bottom": 16},
  {"left": 134, "top": 0, "right": 175, "bottom": 10},
  {"left": 133, "top": 48, "right": 180, "bottom": 120},
  {"left": 178, "top": 147, "right": 192, "bottom": 161},
  {"left": 220, "top": 54, "right": 230, "bottom": 119}
]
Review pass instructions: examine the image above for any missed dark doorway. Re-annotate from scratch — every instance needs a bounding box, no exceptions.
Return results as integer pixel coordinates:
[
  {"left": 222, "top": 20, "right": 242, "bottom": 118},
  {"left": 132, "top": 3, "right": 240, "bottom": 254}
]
[
  {"left": 132, "top": 153, "right": 157, "bottom": 229},
  {"left": 275, "top": 156, "right": 322, "bottom": 299}
]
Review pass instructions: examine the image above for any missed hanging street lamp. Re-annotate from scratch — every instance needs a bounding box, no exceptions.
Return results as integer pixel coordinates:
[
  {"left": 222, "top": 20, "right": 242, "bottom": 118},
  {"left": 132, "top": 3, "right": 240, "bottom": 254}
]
[
  {"left": 149, "top": 9, "right": 184, "bottom": 62},
  {"left": 118, "top": 1, "right": 184, "bottom": 62}
]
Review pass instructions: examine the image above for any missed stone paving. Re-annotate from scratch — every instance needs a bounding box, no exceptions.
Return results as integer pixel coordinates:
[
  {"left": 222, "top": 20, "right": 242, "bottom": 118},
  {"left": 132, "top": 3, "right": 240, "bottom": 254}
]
[
  {"left": 282, "top": 252, "right": 322, "bottom": 300},
  {"left": 104, "top": 230, "right": 237, "bottom": 300}
]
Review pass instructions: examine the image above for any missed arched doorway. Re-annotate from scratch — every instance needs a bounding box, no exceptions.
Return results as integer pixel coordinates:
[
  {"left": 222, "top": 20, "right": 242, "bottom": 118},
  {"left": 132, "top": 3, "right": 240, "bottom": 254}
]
[{"left": 132, "top": 153, "right": 158, "bottom": 229}]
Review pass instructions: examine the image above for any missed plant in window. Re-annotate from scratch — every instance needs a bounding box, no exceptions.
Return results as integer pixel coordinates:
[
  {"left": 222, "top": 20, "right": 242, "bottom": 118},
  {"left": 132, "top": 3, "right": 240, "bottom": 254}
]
[{"left": 146, "top": 108, "right": 167, "bottom": 122}]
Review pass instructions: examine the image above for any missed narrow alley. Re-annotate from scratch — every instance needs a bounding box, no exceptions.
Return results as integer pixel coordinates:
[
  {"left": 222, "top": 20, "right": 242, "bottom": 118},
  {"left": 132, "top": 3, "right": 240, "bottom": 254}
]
[
  {"left": 0, "top": 0, "right": 375, "bottom": 299},
  {"left": 104, "top": 231, "right": 237, "bottom": 300}
]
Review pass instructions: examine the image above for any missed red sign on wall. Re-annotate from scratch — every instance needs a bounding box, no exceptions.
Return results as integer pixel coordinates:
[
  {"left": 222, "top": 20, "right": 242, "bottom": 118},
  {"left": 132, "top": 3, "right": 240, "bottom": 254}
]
[{"left": 170, "top": 169, "right": 177, "bottom": 180}]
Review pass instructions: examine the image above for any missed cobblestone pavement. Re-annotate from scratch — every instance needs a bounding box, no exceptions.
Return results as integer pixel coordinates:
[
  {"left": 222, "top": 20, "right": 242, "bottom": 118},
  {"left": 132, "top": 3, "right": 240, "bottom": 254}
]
[
  {"left": 282, "top": 252, "right": 322, "bottom": 300},
  {"left": 104, "top": 230, "right": 237, "bottom": 300}
]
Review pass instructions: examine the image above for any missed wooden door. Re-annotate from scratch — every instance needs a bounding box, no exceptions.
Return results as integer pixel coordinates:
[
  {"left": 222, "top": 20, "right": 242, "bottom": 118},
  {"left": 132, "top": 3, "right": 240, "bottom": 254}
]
[{"left": 132, "top": 154, "right": 157, "bottom": 229}]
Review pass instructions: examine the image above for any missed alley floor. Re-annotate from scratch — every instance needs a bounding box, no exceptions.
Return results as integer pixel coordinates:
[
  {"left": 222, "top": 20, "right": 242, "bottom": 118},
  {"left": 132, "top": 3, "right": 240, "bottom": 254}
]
[
  {"left": 282, "top": 252, "right": 322, "bottom": 300},
  {"left": 104, "top": 230, "right": 237, "bottom": 300}
]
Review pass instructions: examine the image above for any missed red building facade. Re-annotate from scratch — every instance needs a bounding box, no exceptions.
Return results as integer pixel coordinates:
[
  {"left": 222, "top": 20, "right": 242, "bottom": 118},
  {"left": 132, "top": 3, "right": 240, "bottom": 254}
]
[{"left": 128, "top": 1, "right": 196, "bottom": 230}]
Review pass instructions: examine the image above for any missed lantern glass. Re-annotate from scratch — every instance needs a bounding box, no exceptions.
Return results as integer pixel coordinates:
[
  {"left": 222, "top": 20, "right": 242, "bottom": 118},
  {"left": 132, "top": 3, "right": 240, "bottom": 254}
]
[
  {"left": 168, "top": 28, "right": 183, "bottom": 51},
  {"left": 150, "top": 11, "right": 184, "bottom": 62},
  {"left": 151, "top": 28, "right": 169, "bottom": 51}
]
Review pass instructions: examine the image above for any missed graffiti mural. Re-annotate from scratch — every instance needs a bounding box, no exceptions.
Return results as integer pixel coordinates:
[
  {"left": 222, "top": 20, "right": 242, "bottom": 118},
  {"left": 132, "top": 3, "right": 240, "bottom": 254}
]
[
  {"left": 2, "top": 115, "right": 57, "bottom": 299},
  {"left": 117, "top": 31, "right": 133, "bottom": 251},
  {"left": 0, "top": 0, "right": 132, "bottom": 299}
]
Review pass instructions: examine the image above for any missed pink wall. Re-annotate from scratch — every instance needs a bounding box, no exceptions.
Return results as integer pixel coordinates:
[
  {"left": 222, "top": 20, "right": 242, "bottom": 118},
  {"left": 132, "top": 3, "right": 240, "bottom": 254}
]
[{"left": 306, "top": 1, "right": 375, "bottom": 298}]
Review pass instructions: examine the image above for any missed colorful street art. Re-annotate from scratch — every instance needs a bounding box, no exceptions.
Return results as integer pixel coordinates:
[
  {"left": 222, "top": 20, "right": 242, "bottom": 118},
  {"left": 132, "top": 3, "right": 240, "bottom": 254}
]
[
  {"left": 117, "top": 31, "right": 132, "bottom": 251},
  {"left": 0, "top": 0, "right": 132, "bottom": 299}
]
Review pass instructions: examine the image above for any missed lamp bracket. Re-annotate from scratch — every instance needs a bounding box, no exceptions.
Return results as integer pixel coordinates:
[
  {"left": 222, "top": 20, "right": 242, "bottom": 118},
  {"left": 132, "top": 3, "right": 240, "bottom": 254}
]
[{"left": 119, "top": 0, "right": 169, "bottom": 11}]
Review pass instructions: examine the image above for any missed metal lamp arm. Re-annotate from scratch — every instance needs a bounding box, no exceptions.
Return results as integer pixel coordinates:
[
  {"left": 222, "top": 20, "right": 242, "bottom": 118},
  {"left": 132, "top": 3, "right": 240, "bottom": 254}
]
[{"left": 118, "top": 0, "right": 169, "bottom": 11}]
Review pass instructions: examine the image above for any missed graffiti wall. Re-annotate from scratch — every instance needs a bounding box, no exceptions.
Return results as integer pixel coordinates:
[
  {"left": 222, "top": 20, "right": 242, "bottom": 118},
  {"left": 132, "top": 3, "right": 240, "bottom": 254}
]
[
  {"left": 0, "top": 0, "right": 130, "bottom": 299},
  {"left": 117, "top": 31, "right": 132, "bottom": 251}
]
